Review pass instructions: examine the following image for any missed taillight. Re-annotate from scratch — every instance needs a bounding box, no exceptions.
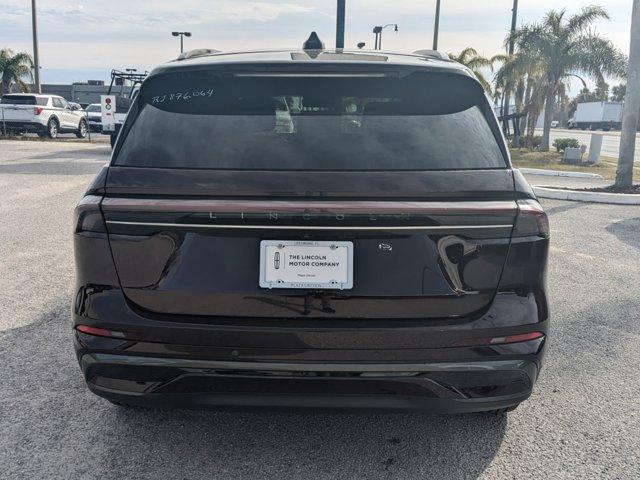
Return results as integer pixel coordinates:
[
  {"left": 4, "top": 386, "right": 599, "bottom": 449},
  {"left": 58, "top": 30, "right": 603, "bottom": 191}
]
[
  {"left": 513, "top": 200, "right": 549, "bottom": 238},
  {"left": 34, "top": 107, "right": 44, "bottom": 115},
  {"left": 74, "top": 195, "right": 107, "bottom": 233}
]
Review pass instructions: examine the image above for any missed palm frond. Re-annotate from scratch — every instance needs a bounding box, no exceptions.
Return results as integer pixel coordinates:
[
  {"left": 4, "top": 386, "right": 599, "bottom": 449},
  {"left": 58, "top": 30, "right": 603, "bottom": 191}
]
[{"left": 566, "top": 6, "right": 609, "bottom": 36}]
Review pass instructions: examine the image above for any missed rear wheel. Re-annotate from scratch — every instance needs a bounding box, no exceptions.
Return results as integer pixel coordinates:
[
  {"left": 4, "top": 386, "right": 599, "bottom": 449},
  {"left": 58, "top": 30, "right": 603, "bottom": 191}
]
[
  {"left": 46, "top": 118, "right": 59, "bottom": 139},
  {"left": 76, "top": 119, "right": 88, "bottom": 138}
]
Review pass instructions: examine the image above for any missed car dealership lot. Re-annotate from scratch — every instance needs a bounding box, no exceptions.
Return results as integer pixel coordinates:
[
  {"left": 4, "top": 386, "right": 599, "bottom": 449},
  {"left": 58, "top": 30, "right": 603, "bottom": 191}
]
[{"left": 0, "top": 140, "right": 638, "bottom": 479}]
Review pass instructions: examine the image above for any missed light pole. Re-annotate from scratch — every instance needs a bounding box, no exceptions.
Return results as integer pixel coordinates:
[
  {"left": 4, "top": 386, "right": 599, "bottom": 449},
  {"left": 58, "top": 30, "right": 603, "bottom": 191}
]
[
  {"left": 372, "top": 24, "right": 398, "bottom": 50},
  {"left": 502, "top": 0, "right": 519, "bottom": 138},
  {"left": 31, "top": 0, "right": 41, "bottom": 93},
  {"left": 433, "top": 0, "right": 441, "bottom": 50},
  {"left": 336, "top": 0, "right": 346, "bottom": 49},
  {"left": 172, "top": 31, "right": 192, "bottom": 54}
]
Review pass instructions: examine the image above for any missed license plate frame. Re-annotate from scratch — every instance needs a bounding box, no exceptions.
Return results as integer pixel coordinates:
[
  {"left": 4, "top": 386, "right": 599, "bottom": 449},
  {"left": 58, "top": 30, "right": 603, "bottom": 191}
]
[{"left": 259, "top": 240, "right": 353, "bottom": 290}]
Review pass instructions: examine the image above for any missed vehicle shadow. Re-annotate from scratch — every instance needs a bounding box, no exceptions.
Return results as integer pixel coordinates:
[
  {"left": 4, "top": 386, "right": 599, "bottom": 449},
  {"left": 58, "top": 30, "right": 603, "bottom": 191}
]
[
  {"left": 605, "top": 217, "right": 640, "bottom": 251},
  {"left": 1, "top": 303, "right": 507, "bottom": 480},
  {"left": 105, "top": 406, "right": 507, "bottom": 479}
]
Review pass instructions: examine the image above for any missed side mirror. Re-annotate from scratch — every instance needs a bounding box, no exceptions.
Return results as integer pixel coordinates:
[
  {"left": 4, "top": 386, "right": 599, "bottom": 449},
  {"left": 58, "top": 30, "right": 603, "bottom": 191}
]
[{"left": 71, "top": 105, "right": 79, "bottom": 111}]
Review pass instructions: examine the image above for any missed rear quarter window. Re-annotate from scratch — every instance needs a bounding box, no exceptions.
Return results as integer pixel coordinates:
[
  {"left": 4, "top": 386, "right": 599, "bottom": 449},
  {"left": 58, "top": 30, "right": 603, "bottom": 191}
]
[
  {"left": 1, "top": 95, "right": 40, "bottom": 105},
  {"left": 114, "top": 69, "right": 508, "bottom": 172}
]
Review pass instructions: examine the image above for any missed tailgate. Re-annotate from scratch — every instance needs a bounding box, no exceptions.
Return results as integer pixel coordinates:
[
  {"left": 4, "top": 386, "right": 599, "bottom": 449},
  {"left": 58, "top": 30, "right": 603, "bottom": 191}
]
[
  {"left": 103, "top": 169, "right": 516, "bottom": 319},
  {"left": 0, "top": 105, "right": 35, "bottom": 121}
]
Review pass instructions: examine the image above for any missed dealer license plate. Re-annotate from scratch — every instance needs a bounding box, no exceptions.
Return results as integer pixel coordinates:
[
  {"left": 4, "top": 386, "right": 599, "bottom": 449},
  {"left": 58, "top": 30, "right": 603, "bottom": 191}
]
[{"left": 259, "top": 240, "right": 353, "bottom": 289}]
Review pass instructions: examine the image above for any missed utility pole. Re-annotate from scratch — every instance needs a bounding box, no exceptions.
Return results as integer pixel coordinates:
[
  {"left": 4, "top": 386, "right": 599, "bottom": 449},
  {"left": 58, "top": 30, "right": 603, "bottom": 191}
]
[
  {"left": 336, "top": 0, "right": 346, "bottom": 49},
  {"left": 433, "top": 0, "right": 441, "bottom": 50},
  {"left": 31, "top": 0, "right": 41, "bottom": 93},
  {"left": 615, "top": 0, "right": 640, "bottom": 188},
  {"left": 502, "top": 0, "right": 519, "bottom": 137}
]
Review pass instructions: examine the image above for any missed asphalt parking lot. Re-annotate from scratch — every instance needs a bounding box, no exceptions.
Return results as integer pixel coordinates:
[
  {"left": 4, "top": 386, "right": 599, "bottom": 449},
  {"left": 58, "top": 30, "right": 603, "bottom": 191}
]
[{"left": 1, "top": 139, "right": 638, "bottom": 479}]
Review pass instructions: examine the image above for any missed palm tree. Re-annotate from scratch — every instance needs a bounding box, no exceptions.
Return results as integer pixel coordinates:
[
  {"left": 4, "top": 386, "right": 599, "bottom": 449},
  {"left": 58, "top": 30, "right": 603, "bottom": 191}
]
[
  {"left": 448, "top": 47, "right": 494, "bottom": 94},
  {"left": 616, "top": 0, "right": 639, "bottom": 188},
  {"left": 510, "top": 6, "right": 627, "bottom": 151},
  {"left": 493, "top": 51, "right": 546, "bottom": 148},
  {"left": 0, "top": 49, "right": 34, "bottom": 95}
]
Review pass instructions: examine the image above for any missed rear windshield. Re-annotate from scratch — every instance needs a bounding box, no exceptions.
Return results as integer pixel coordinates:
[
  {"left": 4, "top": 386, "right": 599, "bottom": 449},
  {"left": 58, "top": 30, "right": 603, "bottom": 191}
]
[
  {"left": 86, "top": 104, "right": 101, "bottom": 112},
  {"left": 1, "top": 95, "right": 47, "bottom": 106},
  {"left": 115, "top": 70, "right": 507, "bottom": 171}
]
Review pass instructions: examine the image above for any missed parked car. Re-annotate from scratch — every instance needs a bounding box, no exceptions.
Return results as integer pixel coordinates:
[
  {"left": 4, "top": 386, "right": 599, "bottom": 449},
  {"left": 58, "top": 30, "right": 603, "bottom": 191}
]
[
  {"left": 0, "top": 93, "right": 88, "bottom": 138},
  {"left": 84, "top": 103, "right": 102, "bottom": 132},
  {"left": 73, "top": 42, "right": 550, "bottom": 414},
  {"left": 550, "top": 120, "right": 560, "bottom": 128}
]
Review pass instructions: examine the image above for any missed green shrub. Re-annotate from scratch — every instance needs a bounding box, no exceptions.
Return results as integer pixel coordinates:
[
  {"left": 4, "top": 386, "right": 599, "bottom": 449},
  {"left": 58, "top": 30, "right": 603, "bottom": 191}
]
[{"left": 553, "top": 138, "right": 580, "bottom": 153}]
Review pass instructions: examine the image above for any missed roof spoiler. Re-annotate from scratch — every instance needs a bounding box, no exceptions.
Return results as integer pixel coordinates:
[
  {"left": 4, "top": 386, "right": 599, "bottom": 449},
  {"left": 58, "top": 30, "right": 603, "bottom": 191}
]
[
  {"left": 412, "top": 50, "right": 450, "bottom": 61},
  {"left": 176, "top": 49, "right": 221, "bottom": 61}
]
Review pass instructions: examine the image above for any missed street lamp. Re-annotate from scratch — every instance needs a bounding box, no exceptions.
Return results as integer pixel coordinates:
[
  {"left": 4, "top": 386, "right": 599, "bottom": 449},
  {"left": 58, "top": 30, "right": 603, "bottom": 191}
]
[
  {"left": 31, "top": 0, "right": 41, "bottom": 93},
  {"left": 172, "top": 31, "right": 192, "bottom": 54},
  {"left": 372, "top": 24, "right": 398, "bottom": 50}
]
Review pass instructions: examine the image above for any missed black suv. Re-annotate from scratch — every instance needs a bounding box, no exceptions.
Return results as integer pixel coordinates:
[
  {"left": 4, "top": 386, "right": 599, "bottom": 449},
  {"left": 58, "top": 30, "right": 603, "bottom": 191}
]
[{"left": 73, "top": 45, "right": 549, "bottom": 413}]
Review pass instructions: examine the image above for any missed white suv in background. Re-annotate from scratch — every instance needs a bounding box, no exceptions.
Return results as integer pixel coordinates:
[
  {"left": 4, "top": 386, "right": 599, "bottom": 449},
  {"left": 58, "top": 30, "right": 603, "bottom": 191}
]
[{"left": 0, "top": 93, "right": 88, "bottom": 139}]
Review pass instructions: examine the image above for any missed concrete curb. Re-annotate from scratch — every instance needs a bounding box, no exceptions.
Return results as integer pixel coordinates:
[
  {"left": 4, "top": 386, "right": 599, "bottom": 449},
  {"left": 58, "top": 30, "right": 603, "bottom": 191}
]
[
  {"left": 519, "top": 168, "right": 603, "bottom": 179},
  {"left": 533, "top": 186, "right": 640, "bottom": 205}
]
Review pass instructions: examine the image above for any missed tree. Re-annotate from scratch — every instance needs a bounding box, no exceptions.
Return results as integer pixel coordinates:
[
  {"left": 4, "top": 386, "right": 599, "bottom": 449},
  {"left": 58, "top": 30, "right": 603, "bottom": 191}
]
[
  {"left": 511, "top": 6, "right": 627, "bottom": 151},
  {"left": 493, "top": 51, "right": 546, "bottom": 148},
  {"left": 448, "top": 47, "right": 494, "bottom": 94},
  {"left": 0, "top": 49, "right": 34, "bottom": 95},
  {"left": 615, "top": 0, "right": 640, "bottom": 188},
  {"left": 611, "top": 84, "right": 626, "bottom": 102}
]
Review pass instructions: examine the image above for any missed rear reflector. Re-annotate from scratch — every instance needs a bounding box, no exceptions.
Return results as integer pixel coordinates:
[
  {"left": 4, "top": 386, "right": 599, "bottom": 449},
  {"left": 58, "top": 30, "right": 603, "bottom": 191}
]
[
  {"left": 489, "top": 331, "right": 545, "bottom": 344},
  {"left": 76, "top": 325, "right": 125, "bottom": 338},
  {"left": 453, "top": 331, "right": 544, "bottom": 347}
]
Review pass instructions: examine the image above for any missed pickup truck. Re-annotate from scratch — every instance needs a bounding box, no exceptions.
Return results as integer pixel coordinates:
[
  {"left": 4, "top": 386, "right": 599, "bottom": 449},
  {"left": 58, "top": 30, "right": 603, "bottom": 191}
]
[
  {"left": 84, "top": 103, "right": 102, "bottom": 132},
  {"left": 0, "top": 93, "right": 88, "bottom": 138}
]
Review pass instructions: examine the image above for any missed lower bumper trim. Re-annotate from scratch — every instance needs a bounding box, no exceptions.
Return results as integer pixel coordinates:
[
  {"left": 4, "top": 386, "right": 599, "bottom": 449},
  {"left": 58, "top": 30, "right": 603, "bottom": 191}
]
[
  {"left": 84, "top": 353, "right": 536, "bottom": 374},
  {"left": 81, "top": 354, "right": 537, "bottom": 412}
]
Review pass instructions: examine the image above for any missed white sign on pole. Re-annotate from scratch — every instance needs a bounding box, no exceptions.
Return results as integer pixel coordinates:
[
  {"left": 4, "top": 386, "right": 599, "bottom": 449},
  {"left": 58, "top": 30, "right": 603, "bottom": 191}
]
[{"left": 100, "top": 95, "right": 116, "bottom": 132}]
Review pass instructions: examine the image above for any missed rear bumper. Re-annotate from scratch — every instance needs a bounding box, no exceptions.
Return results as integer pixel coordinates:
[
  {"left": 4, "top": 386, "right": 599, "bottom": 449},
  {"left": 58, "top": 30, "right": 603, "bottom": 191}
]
[
  {"left": 73, "top": 284, "right": 548, "bottom": 412},
  {"left": 78, "top": 344, "right": 540, "bottom": 413},
  {"left": 2, "top": 120, "right": 46, "bottom": 132}
]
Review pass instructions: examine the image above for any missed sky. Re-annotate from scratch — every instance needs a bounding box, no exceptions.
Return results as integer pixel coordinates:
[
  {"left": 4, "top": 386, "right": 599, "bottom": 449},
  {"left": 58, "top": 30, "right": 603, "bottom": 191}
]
[{"left": 0, "top": 0, "right": 633, "bottom": 88}]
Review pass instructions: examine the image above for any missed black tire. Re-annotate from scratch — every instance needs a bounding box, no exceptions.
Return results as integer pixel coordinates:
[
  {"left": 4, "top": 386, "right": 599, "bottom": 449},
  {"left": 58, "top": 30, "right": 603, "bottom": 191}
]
[
  {"left": 46, "top": 118, "right": 59, "bottom": 139},
  {"left": 76, "top": 119, "right": 88, "bottom": 138}
]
